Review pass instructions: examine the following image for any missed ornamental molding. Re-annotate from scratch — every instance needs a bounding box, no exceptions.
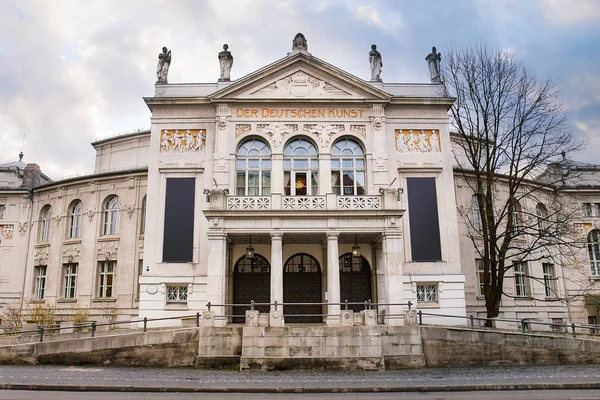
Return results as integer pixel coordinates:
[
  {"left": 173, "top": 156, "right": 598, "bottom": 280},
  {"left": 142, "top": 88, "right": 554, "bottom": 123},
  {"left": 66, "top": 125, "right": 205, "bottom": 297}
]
[
  {"left": 257, "top": 123, "right": 298, "bottom": 149},
  {"left": 303, "top": 124, "right": 341, "bottom": 148},
  {"left": 395, "top": 129, "right": 441, "bottom": 153},
  {"left": 250, "top": 71, "right": 353, "bottom": 98},
  {"left": 18, "top": 222, "right": 28, "bottom": 237},
  {"left": 87, "top": 210, "right": 95, "bottom": 222},
  {"left": 0, "top": 225, "right": 14, "bottom": 240},
  {"left": 159, "top": 129, "right": 206, "bottom": 153}
]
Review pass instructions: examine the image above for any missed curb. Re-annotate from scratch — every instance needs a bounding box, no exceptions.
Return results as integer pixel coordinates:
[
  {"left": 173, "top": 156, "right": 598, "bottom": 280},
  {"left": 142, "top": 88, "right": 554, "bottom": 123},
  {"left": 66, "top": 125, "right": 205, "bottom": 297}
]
[{"left": 1, "top": 382, "right": 600, "bottom": 393}]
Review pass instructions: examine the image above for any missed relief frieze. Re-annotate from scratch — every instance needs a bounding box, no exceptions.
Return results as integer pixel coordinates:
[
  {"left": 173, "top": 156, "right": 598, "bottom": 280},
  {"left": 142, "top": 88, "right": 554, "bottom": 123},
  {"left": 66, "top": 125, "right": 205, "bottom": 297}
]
[
  {"left": 159, "top": 129, "right": 206, "bottom": 153},
  {"left": 395, "top": 129, "right": 441, "bottom": 153}
]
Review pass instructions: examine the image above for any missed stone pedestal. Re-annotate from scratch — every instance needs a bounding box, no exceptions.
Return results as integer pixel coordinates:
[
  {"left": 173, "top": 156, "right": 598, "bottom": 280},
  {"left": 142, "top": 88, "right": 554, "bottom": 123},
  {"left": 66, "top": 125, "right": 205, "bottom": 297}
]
[
  {"left": 341, "top": 310, "right": 354, "bottom": 326},
  {"left": 404, "top": 309, "right": 418, "bottom": 325},
  {"left": 363, "top": 309, "right": 377, "bottom": 326},
  {"left": 270, "top": 310, "right": 284, "bottom": 327},
  {"left": 245, "top": 310, "right": 259, "bottom": 327},
  {"left": 202, "top": 311, "right": 215, "bottom": 327}
]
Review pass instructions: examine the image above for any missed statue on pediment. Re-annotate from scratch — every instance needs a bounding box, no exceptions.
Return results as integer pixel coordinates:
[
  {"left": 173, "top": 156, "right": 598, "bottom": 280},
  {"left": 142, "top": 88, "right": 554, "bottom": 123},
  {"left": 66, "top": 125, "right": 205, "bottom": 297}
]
[
  {"left": 292, "top": 33, "right": 308, "bottom": 51},
  {"left": 156, "top": 46, "right": 172, "bottom": 84},
  {"left": 369, "top": 44, "right": 383, "bottom": 82},
  {"left": 218, "top": 44, "right": 233, "bottom": 82},
  {"left": 426, "top": 46, "right": 442, "bottom": 82}
]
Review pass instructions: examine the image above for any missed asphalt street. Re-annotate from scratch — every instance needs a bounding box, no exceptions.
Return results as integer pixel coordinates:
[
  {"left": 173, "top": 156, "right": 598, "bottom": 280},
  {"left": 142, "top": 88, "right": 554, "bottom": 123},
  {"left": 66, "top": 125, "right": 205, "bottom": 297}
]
[
  {"left": 2, "top": 390, "right": 600, "bottom": 400},
  {"left": 0, "top": 364, "right": 599, "bottom": 393}
]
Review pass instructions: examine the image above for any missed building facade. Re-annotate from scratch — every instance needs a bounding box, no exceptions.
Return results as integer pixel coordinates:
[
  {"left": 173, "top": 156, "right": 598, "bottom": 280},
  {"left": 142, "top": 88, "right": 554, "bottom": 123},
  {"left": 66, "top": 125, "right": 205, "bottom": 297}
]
[{"left": 1, "top": 37, "right": 599, "bottom": 329}]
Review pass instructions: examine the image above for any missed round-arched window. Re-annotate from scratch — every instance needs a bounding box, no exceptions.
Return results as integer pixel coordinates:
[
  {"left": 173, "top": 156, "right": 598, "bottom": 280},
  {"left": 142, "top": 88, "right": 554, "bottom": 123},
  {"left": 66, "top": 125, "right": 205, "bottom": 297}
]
[
  {"left": 236, "top": 139, "right": 271, "bottom": 196},
  {"left": 68, "top": 200, "right": 83, "bottom": 239},
  {"left": 331, "top": 138, "right": 365, "bottom": 195},
  {"left": 284, "top": 138, "right": 318, "bottom": 196}
]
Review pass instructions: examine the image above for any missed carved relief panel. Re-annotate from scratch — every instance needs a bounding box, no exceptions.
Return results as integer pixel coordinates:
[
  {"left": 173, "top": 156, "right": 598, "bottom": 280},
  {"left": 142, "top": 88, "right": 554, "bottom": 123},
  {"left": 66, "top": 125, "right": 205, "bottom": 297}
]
[
  {"left": 159, "top": 129, "right": 206, "bottom": 153},
  {"left": 395, "top": 129, "right": 441, "bottom": 153}
]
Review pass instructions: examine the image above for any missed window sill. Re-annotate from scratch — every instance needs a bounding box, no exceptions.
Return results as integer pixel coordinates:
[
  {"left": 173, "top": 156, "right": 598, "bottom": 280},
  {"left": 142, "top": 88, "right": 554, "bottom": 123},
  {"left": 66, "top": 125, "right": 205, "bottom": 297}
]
[
  {"left": 590, "top": 275, "right": 600, "bottom": 281},
  {"left": 35, "top": 242, "right": 50, "bottom": 248},
  {"left": 92, "top": 298, "right": 116, "bottom": 303},
  {"left": 28, "top": 299, "right": 45, "bottom": 304},
  {"left": 57, "top": 298, "right": 77, "bottom": 303},
  {"left": 98, "top": 235, "right": 120, "bottom": 242},
  {"left": 515, "top": 297, "right": 534, "bottom": 301},
  {"left": 417, "top": 302, "right": 440, "bottom": 309},
  {"left": 165, "top": 303, "right": 188, "bottom": 311},
  {"left": 63, "top": 238, "right": 82, "bottom": 245},
  {"left": 476, "top": 295, "right": 485, "bottom": 300}
]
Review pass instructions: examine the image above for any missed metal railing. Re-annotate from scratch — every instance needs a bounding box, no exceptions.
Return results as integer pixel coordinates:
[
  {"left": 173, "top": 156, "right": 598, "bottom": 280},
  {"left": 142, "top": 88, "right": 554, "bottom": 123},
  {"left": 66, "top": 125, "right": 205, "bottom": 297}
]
[{"left": 1, "top": 300, "right": 599, "bottom": 342}]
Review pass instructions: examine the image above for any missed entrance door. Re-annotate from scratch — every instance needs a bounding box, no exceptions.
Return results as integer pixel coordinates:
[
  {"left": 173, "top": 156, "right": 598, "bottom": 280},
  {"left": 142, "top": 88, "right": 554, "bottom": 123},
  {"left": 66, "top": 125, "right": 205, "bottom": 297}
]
[
  {"left": 339, "top": 253, "right": 372, "bottom": 312},
  {"left": 284, "top": 253, "right": 322, "bottom": 323},
  {"left": 232, "top": 254, "right": 270, "bottom": 323}
]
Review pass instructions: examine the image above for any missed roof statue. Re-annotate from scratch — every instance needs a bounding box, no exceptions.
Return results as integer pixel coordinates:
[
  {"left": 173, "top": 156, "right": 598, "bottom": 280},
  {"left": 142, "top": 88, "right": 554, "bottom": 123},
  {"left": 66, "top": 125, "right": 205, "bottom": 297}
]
[
  {"left": 426, "top": 46, "right": 442, "bottom": 83},
  {"left": 369, "top": 44, "right": 383, "bottom": 82},
  {"left": 218, "top": 44, "right": 234, "bottom": 82},
  {"left": 292, "top": 33, "right": 308, "bottom": 52},
  {"left": 156, "top": 46, "right": 172, "bottom": 84}
]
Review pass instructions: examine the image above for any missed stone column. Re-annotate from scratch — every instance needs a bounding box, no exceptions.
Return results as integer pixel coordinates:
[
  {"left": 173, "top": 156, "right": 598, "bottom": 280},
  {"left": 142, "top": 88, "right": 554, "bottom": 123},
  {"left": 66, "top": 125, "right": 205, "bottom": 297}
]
[
  {"left": 383, "top": 232, "right": 404, "bottom": 326},
  {"left": 326, "top": 232, "right": 341, "bottom": 326},
  {"left": 270, "top": 233, "right": 283, "bottom": 310},
  {"left": 318, "top": 153, "right": 331, "bottom": 195},
  {"left": 271, "top": 154, "right": 284, "bottom": 195},
  {"left": 206, "top": 233, "right": 227, "bottom": 327}
]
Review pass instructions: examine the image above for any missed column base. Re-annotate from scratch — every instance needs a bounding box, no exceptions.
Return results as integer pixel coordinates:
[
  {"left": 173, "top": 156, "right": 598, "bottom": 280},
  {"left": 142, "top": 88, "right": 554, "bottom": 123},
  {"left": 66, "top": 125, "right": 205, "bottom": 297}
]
[{"left": 325, "top": 316, "right": 342, "bottom": 326}]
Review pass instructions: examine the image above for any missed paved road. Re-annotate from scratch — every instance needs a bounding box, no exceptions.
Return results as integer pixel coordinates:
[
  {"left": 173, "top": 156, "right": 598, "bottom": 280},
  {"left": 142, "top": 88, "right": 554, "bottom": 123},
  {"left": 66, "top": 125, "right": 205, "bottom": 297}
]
[
  {"left": 0, "top": 364, "right": 599, "bottom": 392},
  {"left": 2, "top": 390, "right": 600, "bottom": 399}
]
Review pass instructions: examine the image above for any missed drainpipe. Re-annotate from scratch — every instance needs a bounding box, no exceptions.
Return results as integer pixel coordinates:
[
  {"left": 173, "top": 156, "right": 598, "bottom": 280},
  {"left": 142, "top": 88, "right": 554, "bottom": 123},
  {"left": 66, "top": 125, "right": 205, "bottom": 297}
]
[{"left": 19, "top": 188, "right": 35, "bottom": 310}]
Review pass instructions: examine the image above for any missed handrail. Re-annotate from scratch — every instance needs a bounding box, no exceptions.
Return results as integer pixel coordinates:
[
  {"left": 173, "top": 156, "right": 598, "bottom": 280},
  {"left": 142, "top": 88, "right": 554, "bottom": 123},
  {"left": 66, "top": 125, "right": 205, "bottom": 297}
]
[{"left": 1, "top": 300, "right": 598, "bottom": 342}]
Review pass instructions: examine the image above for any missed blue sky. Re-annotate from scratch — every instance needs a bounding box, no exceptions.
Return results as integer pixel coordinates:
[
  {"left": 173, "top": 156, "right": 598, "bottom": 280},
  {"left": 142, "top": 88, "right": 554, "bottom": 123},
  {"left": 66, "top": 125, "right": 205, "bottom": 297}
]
[{"left": 0, "top": 0, "right": 598, "bottom": 178}]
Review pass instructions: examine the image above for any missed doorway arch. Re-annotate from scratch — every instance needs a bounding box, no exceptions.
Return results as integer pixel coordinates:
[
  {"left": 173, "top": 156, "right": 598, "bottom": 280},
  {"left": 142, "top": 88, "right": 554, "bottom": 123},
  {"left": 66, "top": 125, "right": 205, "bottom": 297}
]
[
  {"left": 232, "top": 254, "right": 270, "bottom": 323},
  {"left": 284, "top": 253, "right": 322, "bottom": 323},
  {"left": 339, "top": 253, "right": 372, "bottom": 312}
]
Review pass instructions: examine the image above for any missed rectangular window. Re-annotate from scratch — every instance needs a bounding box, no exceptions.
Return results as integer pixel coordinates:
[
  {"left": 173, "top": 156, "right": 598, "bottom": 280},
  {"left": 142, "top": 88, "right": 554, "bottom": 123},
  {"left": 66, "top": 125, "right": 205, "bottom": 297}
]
[
  {"left": 163, "top": 178, "right": 195, "bottom": 262},
  {"left": 476, "top": 259, "right": 485, "bottom": 295},
  {"left": 0, "top": 205, "right": 5, "bottom": 219},
  {"left": 34, "top": 265, "right": 47, "bottom": 300},
  {"left": 97, "top": 261, "right": 115, "bottom": 298},
  {"left": 407, "top": 177, "right": 442, "bottom": 261},
  {"left": 589, "top": 316, "right": 597, "bottom": 334},
  {"left": 63, "top": 263, "right": 78, "bottom": 299},
  {"left": 514, "top": 262, "right": 529, "bottom": 298},
  {"left": 167, "top": 285, "right": 188, "bottom": 303},
  {"left": 551, "top": 318, "right": 564, "bottom": 332},
  {"left": 583, "top": 203, "right": 600, "bottom": 217},
  {"left": 542, "top": 263, "right": 557, "bottom": 298},
  {"left": 416, "top": 284, "right": 438, "bottom": 303}
]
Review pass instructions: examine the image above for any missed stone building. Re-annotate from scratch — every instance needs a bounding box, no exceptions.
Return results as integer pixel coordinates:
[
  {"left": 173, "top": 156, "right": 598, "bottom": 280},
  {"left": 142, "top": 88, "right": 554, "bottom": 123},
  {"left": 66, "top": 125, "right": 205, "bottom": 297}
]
[{"left": 1, "top": 36, "right": 598, "bottom": 330}]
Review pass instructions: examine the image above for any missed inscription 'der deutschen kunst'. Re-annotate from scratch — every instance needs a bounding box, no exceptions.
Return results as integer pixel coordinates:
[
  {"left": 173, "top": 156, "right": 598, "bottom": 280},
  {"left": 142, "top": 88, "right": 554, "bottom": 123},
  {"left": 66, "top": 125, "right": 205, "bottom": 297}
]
[{"left": 236, "top": 107, "right": 365, "bottom": 119}]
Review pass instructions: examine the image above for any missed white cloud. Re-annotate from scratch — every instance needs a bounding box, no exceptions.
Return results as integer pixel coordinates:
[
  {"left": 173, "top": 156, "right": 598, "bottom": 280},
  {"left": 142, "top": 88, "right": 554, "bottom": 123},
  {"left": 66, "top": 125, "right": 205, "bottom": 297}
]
[
  {"left": 541, "top": 0, "right": 600, "bottom": 25},
  {"left": 354, "top": 5, "right": 403, "bottom": 33}
]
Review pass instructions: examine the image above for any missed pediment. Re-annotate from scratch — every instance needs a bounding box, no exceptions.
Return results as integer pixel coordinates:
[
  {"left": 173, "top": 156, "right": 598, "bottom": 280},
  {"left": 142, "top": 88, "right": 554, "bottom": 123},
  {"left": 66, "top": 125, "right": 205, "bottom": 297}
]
[{"left": 210, "top": 53, "right": 391, "bottom": 101}]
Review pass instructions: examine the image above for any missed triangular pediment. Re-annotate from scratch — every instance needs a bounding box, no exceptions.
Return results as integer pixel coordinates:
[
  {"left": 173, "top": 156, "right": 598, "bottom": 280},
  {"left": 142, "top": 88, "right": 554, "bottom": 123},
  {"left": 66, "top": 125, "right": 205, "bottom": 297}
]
[{"left": 210, "top": 53, "right": 391, "bottom": 101}]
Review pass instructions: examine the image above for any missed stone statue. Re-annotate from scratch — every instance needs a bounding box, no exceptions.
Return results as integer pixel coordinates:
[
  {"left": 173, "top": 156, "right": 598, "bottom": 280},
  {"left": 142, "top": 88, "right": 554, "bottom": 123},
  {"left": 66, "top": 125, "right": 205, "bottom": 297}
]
[
  {"left": 369, "top": 44, "right": 383, "bottom": 82},
  {"left": 425, "top": 46, "right": 442, "bottom": 82},
  {"left": 218, "top": 44, "right": 233, "bottom": 82},
  {"left": 292, "top": 33, "right": 308, "bottom": 51},
  {"left": 156, "top": 46, "right": 172, "bottom": 84}
]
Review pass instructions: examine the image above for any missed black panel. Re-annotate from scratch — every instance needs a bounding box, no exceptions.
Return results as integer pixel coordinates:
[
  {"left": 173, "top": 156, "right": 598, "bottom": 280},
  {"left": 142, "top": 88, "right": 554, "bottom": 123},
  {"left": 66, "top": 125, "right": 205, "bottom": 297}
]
[
  {"left": 407, "top": 177, "right": 442, "bottom": 261},
  {"left": 163, "top": 178, "right": 195, "bottom": 262}
]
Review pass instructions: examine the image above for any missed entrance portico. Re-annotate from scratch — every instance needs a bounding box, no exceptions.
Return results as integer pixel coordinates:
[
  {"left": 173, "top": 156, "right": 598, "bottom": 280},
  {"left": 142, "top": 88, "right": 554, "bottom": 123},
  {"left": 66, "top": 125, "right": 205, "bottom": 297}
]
[{"left": 204, "top": 188, "right": 404, "bottom": 326}]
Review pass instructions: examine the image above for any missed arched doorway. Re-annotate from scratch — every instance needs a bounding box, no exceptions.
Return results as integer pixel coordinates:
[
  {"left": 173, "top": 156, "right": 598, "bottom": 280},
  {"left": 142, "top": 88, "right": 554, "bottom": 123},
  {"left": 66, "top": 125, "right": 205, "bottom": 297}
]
[
  {"left": 339, "top": 253, "right": 372, "bottom": 312},
  {"left": 232, "top": 254, "right": 270, "bottom": 323},
  {"left": 284, "top": 253, "right": 322, "bottom": 323}
]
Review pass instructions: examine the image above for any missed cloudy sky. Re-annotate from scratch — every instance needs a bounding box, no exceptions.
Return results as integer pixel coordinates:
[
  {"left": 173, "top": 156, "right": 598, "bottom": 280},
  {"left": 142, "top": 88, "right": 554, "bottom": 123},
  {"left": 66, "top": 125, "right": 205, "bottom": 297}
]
[{"left": 1, "top": 0, "right": 598, "bottom": 179}]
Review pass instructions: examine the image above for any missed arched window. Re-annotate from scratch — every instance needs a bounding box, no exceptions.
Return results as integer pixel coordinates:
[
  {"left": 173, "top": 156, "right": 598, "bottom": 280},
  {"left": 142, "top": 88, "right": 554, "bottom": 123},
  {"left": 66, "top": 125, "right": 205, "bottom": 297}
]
[
  {"left": 331, "top": 138, "right": 366, "bottom": 195},
  {"left": 511, "top": 200, "right": 521, "bottom": 235},
  {"left": 236, "top": 139, "right": 271, "bottom": 196},
  {"left": 536, "top": 203, "right": 549, "bottom": 233},
  {"left": 103, "top": 196, "right": 121, "bottom": 236},
  {"left": 68, "top": 201, "right": 83, "bottom": 239},
  {"left": 140, "top": 195, "right": 147, "bottom": 235},
  {"left": 588, "top": 229, "right": 600, "bottom": 276},
  {"left": 471, "top": 195, "right": 482, "bottom": 232},
  {"left": 39, "top": 205, "right": 52, "bottom": 242},
  {"left": 284, "top": 138, "right": 318, "bottom": 196}
]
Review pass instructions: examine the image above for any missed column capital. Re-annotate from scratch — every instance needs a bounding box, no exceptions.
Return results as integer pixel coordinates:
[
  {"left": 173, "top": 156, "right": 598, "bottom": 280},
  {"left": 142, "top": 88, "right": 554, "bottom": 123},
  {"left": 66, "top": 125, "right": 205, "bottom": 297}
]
[
  {"left": 270, "top": 232, "right": 283, "bottom": 240},
  {"left": 326, "top": 232, "right": 339, "bottom": 239}
]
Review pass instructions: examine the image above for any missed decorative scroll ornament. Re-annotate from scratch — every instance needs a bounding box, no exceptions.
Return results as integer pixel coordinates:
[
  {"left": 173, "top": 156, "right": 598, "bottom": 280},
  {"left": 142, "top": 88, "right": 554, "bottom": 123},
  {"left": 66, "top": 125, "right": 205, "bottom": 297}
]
[
  {"left": 235, "top": 124, "right": 251, "bottom": 137},
  {"left": 159, "top": 129, "right": 206, "bottom": 153},
  {"left": 257, "top": 124, "right": 296, "bottom": 149},
  {"left": 350, "top": 125, "right": 366, "bottom": 137},
  {"left": 372, "top": 116, "right": 385, "bottom": 131},
  {"left": 18, "top": 222, "right": 28, "bottom": 237},
  {"left": 87, "top": 210, "right": 94, "bottom": 222},
  {"left": 374, "top": 155, "right": 387, "bottom": 171},
  {"left": 216, "top": 116, "right": 228, "bottom": 130},
  {"left": 395, "top": 129, "right": 441, "bottom": 153},
  {"left": 104, "top": 251, "right": 111, "bottom": 261},
  {"left": 304, "top": 124, "right": 340, "bottom": 148},
  {"left": 126, "top": 205, "right": 135, "bottom": 219},
  {"left": 0, "top": 225, "right": 14, "bottom": 240}
]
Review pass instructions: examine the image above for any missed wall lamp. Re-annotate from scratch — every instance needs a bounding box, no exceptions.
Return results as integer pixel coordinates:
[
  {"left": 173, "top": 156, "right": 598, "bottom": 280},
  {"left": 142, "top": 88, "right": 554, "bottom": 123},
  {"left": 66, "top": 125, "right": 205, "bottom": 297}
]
[{"left": 203, "top": 189, "right": 211, "bottom": 202}]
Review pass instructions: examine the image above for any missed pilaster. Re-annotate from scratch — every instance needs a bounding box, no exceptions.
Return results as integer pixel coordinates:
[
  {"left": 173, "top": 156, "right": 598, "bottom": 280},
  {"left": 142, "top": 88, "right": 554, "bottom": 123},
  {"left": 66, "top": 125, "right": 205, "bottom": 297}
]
[
  {"left": 326, "top": 232, "right": 341, "bottom": 325},
  {"left": 270, "top": 233, "right": 283, "bottom": 310}
]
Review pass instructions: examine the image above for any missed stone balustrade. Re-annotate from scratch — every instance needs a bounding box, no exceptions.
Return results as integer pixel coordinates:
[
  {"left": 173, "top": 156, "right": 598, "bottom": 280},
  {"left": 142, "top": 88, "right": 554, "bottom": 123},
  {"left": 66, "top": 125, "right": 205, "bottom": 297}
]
[{"left": 225, "top": 194, "right": 386, "bottom": 211}]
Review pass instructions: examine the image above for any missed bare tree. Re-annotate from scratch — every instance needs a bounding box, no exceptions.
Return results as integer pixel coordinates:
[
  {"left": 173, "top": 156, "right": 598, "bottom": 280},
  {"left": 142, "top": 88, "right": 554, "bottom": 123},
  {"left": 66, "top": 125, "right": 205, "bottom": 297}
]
[{"left": 443, "top": 44, "right": 583, "bottom": 324}]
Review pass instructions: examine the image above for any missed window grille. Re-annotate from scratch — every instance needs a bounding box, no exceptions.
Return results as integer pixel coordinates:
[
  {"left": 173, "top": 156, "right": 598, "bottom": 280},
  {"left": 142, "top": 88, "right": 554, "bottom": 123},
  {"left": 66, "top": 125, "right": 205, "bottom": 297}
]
[
  {"left": 167, "top": 286, "right": 188, "bottom": 303},
  {"left": 416, "top": 284, "right": 438, "bottom": 302}
]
